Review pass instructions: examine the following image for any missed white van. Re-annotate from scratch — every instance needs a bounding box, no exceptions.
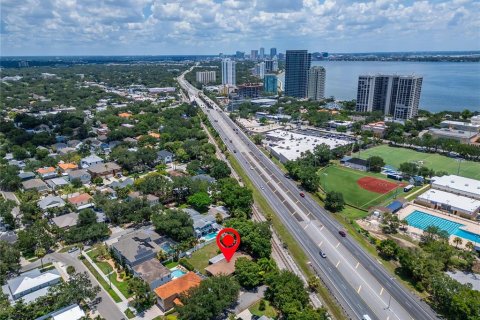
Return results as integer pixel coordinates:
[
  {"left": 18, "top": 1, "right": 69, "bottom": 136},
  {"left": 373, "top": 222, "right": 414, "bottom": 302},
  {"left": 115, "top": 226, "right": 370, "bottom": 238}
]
[{"left": 361, "top": 315, "right": 372, "bottom": 320}]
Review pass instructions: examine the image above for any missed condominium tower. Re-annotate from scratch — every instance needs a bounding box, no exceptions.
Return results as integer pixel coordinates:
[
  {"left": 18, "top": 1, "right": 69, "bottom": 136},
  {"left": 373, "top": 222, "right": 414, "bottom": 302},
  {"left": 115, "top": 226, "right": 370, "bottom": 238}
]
[
  {"left": 356, "top": 74, "right": 423, "bottom": 120},
  {"left": 221, "top": 59, "right": 236, "bottom": 85},
  {"left": 270, "top": 48, "right": 277, "bottom": 58},
  {"left": 285, "top": 50, "right": 311, "bottom": 98},
  {"left": 196, "top": 71, "right": 216, "bottom": 84},
  {"left": 264, "top": 74, "right": 278, "bottom": 94},
  {"left": 307, "top": 66, "right": 326, "bottom": 100}
]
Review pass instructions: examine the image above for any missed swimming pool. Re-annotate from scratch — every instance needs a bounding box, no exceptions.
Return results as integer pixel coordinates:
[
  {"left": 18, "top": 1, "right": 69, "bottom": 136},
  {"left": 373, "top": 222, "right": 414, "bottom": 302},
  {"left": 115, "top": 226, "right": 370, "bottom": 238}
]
[
  {"left": 170, "top": 267, "right": 186, "bottom": 279},
  {"left": 202, "top": 231, "right": 218, "bottom": 241},
  {"left": 405, "top": 210, "right": 480, "bottom": 243}
]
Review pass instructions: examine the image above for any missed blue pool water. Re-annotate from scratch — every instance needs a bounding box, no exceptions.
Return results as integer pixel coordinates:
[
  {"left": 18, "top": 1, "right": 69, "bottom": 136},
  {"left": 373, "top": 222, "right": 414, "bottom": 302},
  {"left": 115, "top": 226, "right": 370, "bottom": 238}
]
[
  {"left": 160, "top": 242, "right": 174, "bottom": 254},
  {"left": 170, "top": 268, "right": 186, "bottom": 279},
  {"left": 203, "top": 231, "right": 218, "bottom": 241},
  {"left": 405, "top": 210, "right": 480, "bottom": 243}
]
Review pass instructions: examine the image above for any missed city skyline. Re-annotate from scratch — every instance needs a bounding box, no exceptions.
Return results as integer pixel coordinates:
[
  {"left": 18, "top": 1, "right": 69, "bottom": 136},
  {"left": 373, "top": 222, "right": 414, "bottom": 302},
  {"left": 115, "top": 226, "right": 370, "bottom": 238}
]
[{"left": 1, "top": 0, "right": 479, "bottom": 56}]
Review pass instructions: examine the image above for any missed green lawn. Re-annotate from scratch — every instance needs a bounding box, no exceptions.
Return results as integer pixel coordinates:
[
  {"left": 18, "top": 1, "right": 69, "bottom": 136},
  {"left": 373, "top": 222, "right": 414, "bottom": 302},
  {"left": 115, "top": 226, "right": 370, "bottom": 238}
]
[
  {"left": 249, "top": 299, "right": 278, "bottom": 319},
  {"left": 87, "top": 248, "right": 132, "bottom": 298},
  {"left": 319, "top": 165, "right": 407, "bottom": 210},
  {"left": 165, "top": 261, "right": 179, "bottom": 269},
  {"left": 186, "top": 242, "right": 220, "bottom": 274},
  {"left": 353, "top": 145, "right": 480, "bottom": 179},
  {"left": 81, "top": 258, "right": 122, "bottom": 303}
]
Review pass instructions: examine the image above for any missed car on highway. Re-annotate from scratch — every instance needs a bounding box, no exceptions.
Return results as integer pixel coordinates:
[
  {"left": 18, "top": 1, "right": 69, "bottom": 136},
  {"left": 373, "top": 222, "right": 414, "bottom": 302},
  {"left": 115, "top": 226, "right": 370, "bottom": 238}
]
[
  {"left": 261, "top": 186, "right": 265, "bottom": 190},
  {"left": 250, "top": 166, "right": 254, "bottom": 170},
  {"left": 319, "top": 249, "right": 327, "bottom": 258},
  {"left": 233, "top": 150, "right": 237, "bottom": 153},
  {"left": 299, "top": 192, "right": 305, "bottom": 197},
  {"left": 339, "top": 230, "right": 347, "bottom": 237}
]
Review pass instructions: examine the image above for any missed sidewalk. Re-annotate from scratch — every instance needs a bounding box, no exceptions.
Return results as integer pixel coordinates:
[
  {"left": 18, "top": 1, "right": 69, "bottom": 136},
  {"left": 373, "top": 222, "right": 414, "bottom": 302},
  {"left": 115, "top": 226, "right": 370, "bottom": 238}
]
[{"left": 82, "top": 251, "right": 129, "bottom": 304}]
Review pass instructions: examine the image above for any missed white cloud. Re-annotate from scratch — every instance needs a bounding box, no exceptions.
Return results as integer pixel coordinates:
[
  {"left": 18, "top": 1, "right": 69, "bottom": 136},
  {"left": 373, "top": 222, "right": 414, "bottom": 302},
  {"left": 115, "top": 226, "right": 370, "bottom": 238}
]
[{"left": 0, "top": 0, "right": 478, "bottom": 55}]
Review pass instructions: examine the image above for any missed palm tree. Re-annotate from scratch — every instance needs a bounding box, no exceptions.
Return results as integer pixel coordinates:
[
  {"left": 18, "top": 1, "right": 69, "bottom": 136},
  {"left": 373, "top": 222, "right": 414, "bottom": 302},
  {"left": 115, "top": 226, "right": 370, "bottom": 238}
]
[
  {"left": 453, "top": 237, "right": 463, "bottom": 248},
  {"left": 465, "top": 241, "right": 474, "bottom": 252},
  {"left": 35, "top": 247, "right": 46, "bottom": 269}
]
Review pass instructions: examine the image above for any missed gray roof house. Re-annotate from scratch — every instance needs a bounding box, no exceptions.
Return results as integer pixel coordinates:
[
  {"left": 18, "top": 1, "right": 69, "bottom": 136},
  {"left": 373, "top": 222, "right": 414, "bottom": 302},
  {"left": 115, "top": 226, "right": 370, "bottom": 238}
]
[
  {"left": 192, "top": 174, "right": 216, "bottom": 184},
  {"left": 110, "top": 229, "right": 162, "bottom": 268},
  {"left": 1, "top": 268, "right": 61, "bottom": 303},
  {"left": 184, "top": 208, "right": 217, "bottom": 238},
  {"left": 51, "top": 212, "right": 79, "bottom": 229},
  {"left": 107, "top": 177, "right": 134, "bottom": 189},
  {"left": 80, "top": 154, "right": 103, "bottom": 168},
  {"left": 22, "top": 179, "right": 49, "bottom": 192},
  {"left": 38, "top": 196, "right": 66, "bottom": 211},
  {"left": 157, "top": 150, "right": 175, "bottom": 164},
  {"left": 132, "top": 259, "right": 172, "bottom": 290},
  {"left": 68, "top": 169, "right": 91, "bottom": 184},
  {"left": 45, "top": 177, "right": 69, "bottom": 190},
  {"left": 18, "top": 171, "right": 35, "bottom": 181}
]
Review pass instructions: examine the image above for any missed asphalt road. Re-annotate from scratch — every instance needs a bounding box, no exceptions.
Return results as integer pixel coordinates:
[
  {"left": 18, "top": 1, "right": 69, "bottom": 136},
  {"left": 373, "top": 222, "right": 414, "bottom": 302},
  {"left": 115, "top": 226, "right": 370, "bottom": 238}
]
[{"left": 177, "top": 73, "right": 438, "bottom": 320}]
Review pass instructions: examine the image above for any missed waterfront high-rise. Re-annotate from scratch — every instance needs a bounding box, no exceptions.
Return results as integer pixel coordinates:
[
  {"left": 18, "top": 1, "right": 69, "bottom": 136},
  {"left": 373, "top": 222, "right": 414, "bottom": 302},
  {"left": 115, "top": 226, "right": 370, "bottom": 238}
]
[
  {"left": 221, "top": 58, "right": 236, "bottom": 85},
  {"left": 270, "top": 48, "right": 277, "bottom": 58},
  {"left": 196, "top": 71, "right": 216, "bottom": 84},
  {"left": 285, "top": 50, "right": 311, "bottom": 98},
  {"left": 307, "top": 66, "right": 326, "bottom": 100},
  {"left": 264, "top": 74, "right": 278, "bottom": 94},
  {"left": 356, "top": 74, "right": 423, "bottom": 120}
]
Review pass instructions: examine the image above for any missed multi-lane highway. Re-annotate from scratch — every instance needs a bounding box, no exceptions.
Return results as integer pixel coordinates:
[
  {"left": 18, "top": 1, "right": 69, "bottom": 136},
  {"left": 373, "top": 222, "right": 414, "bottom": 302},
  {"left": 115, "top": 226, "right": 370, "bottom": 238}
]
[{"left": 178, "top": 71, "right": 438, "bottom": 320}]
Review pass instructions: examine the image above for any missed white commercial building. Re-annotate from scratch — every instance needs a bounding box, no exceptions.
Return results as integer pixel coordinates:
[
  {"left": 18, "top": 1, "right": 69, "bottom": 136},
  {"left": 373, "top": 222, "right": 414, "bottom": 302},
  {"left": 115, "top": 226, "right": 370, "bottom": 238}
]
[
  {"left": 196, "top": 71, "right": 216, "bottom": 84},
  {"left": 440, "top": 120, "right": 480, "bottom": 132},
  {"left": 254, "top": 62, "right": 265, "bottom": 79},
  {"left": 265, "top": 129, "right": 352, "bottom": 163},
  {"left": 416, "top": 189, "right": 480, "bottom": 218},
  {"left": 307, "top": 66, "right": 326, "bottom": 100},
  {"left": 471, "top": 115, "right": 480, "bottom": 126},
  {"left": 431, "top": 175, "right": 480, "bottom": 200},
  {"left": 221, "top": 58, "right": 236, "bottom": 85}
]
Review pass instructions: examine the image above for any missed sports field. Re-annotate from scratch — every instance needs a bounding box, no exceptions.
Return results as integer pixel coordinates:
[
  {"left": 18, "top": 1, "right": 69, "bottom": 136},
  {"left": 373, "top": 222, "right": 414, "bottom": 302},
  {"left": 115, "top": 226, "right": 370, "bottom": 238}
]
[
  {"left": 319, "top": 165, "right": 405, "bottom": 210},
  {"left": 353, "top": 145, "right": 480, "bottom": 180}
]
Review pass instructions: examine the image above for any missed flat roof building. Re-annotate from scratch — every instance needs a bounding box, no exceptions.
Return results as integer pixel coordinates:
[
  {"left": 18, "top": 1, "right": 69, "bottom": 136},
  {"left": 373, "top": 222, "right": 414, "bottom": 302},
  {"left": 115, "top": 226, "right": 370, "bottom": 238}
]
[
  {"left": 431, "top": 175, "right": 480, "bottom": 201},
  {"left": 428, "top": 128, "right": 478, "bottom": 144},
  {"left": 416, "top": 189, "right": 480, "bottom": 219}
]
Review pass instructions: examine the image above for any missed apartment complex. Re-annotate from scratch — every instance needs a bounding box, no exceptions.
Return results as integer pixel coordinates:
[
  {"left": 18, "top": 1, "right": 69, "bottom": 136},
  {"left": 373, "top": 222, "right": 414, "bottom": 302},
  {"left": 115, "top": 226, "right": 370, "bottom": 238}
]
[
  {"left": 195, "top": 71, "right": 216, "bottom": 84},
  {"left": 221, "top": 59, "right": 236, "bottom": 85},
  {"left": 264, "top": 74, "right": 278, "bottom": 94},
  {"left": 355, "top": 74, "right": 423, "bottom": 120},
  {"left": 285, "top": 50, "right": 311, "bottom": 98},
  {"left": 307, "top": 66, "right": 326, "bottom": 100}
]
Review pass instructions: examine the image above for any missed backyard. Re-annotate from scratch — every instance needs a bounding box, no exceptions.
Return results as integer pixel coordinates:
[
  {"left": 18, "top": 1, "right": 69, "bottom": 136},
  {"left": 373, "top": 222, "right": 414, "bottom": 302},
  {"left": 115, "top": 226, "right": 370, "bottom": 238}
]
[
  {"left": 353, "top": 145, "right": 480, "bottom": 179},
  {"left": 185, "top": 242, "right": 220, "bottom": 275}
]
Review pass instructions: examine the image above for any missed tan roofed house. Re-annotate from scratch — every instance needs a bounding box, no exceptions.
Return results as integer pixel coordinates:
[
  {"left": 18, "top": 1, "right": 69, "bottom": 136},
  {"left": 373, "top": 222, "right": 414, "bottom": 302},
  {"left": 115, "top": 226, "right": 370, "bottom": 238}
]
[
  {"left": 148, "top": 132, "right": 161, "bottom": 139},
  {"left": 154, "top": 272, "right": 202, "bottom": 311},
  {"left": 118, "top": 112, "right": 132, "bottom": 118},
  {"left": 87, "top": 162, "right": 121, "bottom": 178},
  {"left": 67, "top": 193, "right": 93, "bottom": 210},
  {"left": 58, "top": 163, "right": 78, "bottom": 172},
  {"left": 205, "top": 253, "right": 250, "bottom": 276}
]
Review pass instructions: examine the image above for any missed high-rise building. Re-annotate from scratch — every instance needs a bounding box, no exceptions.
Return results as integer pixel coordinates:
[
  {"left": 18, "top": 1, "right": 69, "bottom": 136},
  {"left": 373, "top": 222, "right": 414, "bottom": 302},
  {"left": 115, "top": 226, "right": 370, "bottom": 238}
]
[
  {"left": 355, "top": 74, "right": 423, "bottom": 120},
  {"left": 254, "top": 62, "right": 265, "bottom": 79},
  {"left": 250, "top": 50, "right": 258, "bottom": 60},
  {"left": 235, "top": 51, "right": 245, "bottom": 59},
  {"left": 196, "top": 71, "right": 216, "bottom": 84},
  {"left": 270, "top": 48, "right": 277, "bottom": 58},
  {"left": 221, "top": 59, "right": 236, "bottom": 85},
  {"left": 264, "top": 74, "right": 278, "bottom": 94},
  {"left": 259, "top": 47, "right": 265, "bottom": 59},
  {"left": 238, "top": 83, "right": 262, "bottom": 99},
  {"left": 265, "top": 59, "right": 278, "bottom": 72},
  {"left": 285, "top": 50, "right": 311, "bottom": 98},
  {"left": 307, "top": 66, "right": 326, "bottom": 100}
]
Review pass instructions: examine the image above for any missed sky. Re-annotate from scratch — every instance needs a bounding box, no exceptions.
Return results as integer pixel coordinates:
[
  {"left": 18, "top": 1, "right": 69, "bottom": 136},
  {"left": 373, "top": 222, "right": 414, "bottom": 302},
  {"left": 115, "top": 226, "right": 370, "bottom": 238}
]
[{"left": 1, "top": 0, "right": 479, "bottom": 56}]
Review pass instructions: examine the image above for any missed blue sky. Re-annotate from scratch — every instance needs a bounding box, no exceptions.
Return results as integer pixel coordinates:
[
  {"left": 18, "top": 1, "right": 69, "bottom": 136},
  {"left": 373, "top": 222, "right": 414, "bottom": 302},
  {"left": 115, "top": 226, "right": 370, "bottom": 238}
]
[{"left": 1, "top": 0, "right": 479, "bottom": 56}]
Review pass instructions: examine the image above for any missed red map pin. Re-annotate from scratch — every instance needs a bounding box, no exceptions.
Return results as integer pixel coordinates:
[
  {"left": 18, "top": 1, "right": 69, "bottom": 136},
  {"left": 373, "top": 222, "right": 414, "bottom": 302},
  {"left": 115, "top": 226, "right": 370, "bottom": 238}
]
[{"left": 216, "top": 228, "right": 241, "bottom": 262}]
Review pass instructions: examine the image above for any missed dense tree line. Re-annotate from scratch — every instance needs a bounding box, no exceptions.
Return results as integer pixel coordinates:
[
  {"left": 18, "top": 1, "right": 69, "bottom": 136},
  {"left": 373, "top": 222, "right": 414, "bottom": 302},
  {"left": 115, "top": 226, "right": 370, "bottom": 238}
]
[{"left": 376, "top": 226, "right": 479, "bottom": 319}]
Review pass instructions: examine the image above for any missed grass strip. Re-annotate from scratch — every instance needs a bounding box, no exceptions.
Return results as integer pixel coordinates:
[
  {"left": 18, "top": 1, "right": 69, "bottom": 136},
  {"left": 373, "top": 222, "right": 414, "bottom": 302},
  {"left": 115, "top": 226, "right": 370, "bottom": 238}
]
[
  {"left": 81, "top": 258, "right": 122, "bottom": 303},
  {"left": 227, "top": 154, "right": 346, "bottom": 320}
]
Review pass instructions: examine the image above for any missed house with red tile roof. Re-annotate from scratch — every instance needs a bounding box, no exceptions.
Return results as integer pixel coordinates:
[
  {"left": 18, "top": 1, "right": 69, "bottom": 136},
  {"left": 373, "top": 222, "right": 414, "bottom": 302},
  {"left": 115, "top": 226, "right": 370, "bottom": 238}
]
[
  {"left": 154, "top": 272, "right": 202, "bottom": 311},
  {"left": 67, "top": 193, "right": 93, "bottom": 210}
]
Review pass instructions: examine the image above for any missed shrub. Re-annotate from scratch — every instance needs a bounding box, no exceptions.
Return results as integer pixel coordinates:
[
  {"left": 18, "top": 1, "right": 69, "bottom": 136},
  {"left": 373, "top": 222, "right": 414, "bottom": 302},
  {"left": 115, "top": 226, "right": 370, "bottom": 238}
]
[
  {"left": 179, "top": 258, "right": 195, "bottom": 271},
  {"left": 66, "top": 265, "right": 76, "bottom": 275}
]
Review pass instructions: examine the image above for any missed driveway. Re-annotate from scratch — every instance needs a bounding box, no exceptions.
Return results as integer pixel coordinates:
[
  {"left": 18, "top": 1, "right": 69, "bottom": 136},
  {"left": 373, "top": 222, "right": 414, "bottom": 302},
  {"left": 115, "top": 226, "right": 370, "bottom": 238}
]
[{"left": 234, "top": 285, "right": 267, "bottom": 314}]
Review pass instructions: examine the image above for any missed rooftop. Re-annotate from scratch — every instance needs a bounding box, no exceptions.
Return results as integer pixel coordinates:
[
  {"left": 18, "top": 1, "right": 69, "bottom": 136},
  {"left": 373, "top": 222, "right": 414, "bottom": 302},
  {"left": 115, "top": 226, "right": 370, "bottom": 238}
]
[
  {"left": 111, "top": 229, "right": 162, "bottom": 264},
  {"left": 87, "top": 162, "right": 121, "bottom": 174},
  {"left": 133, "top": 259, "right": 170, "bottom": 285},
  {"left": 154, "top": 272, "right": 202, "bottom": 300},
  {"left": 67, "top": 193, "right": 92, "bottom": 204},
  {"left": 52, "top": 212, "right": 79, "bottom": 228},
  {"left": 428, "top": 128, "right": 478, "bottom": 139},
  {"left": 37, "top": 167, "right": 55, "bottom": 174},
  {"left": 205, "top": 253, "right": 250, "bottom": 276},
  {"left": 22, "top": 179, "right": 48, "bottom": 190},
  {"left": 51, "top": 304, "right": 85, "bottom": 320},
  {"left": 418, "top": 189, "right": 480, "bottom": 214},
  {"left": 431, "top": 175, "right": 480, "bottom": 198},
  {"left": 58, "top": 163, "right": 78, "bottom": 171},
  {"left": 3, "top": 268, "right": 61, "bottom": 301}
]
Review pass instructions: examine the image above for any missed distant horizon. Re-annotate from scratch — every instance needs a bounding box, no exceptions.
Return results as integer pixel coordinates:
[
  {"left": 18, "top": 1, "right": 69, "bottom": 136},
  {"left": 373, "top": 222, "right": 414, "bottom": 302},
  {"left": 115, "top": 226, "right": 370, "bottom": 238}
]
[{"left": 2, "top": 50, "right": 480, "bottom": 58}]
